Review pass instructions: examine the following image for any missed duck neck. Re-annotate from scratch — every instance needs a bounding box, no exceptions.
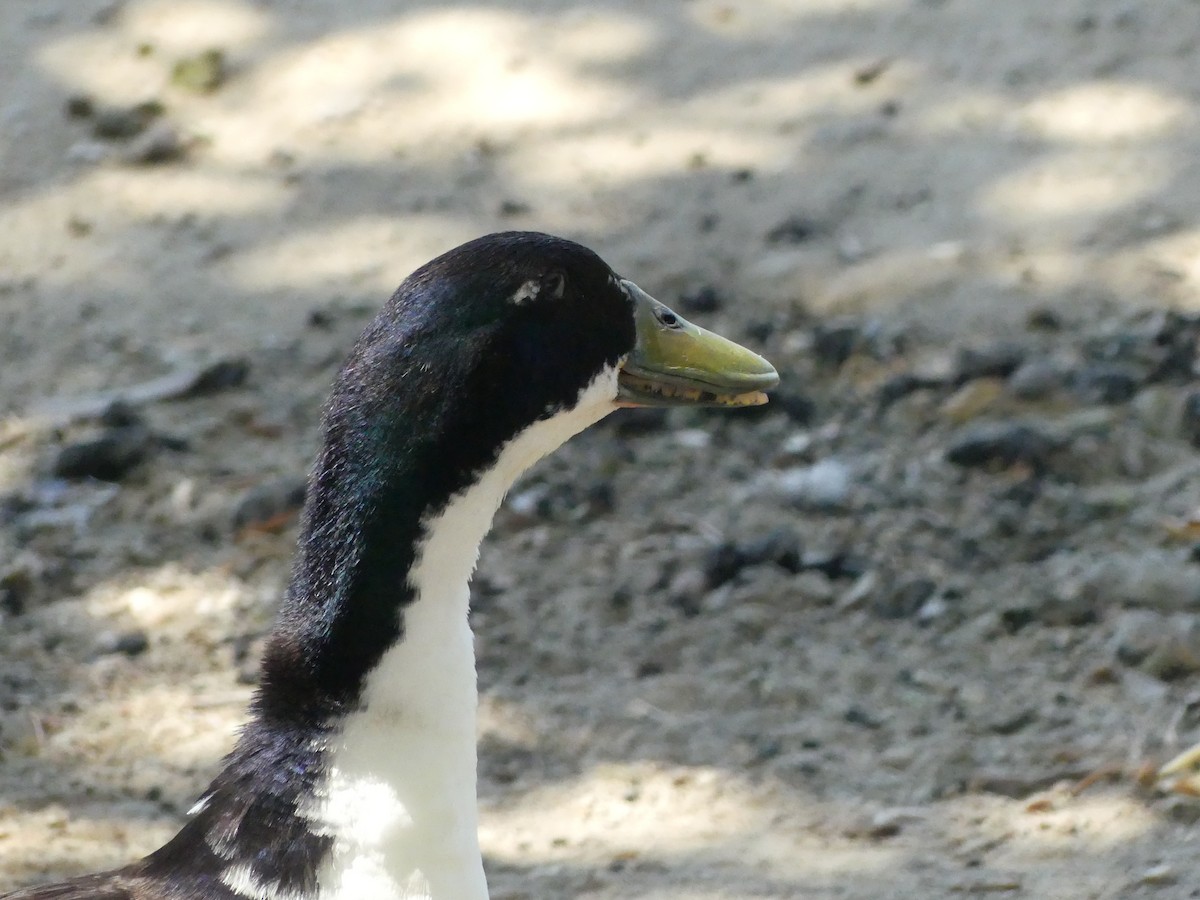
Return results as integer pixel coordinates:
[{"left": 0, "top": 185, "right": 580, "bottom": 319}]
[
  {"left": 308, "top": 470, "right": 505, "bottom": 900},
  {"left": 236, "top": 373, "right": 618, "bottom": 900}
]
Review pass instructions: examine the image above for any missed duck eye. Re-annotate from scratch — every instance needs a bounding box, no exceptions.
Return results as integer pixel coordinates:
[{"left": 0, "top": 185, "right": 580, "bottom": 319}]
[
  {"left": 656, "top": 308, "right": 682, "bottom": 329},
  {"left": 543, "top": 271, "right": 566, "bottom": 300}
]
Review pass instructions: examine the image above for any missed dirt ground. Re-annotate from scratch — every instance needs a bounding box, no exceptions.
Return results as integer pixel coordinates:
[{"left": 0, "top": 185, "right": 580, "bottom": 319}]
[{"left": 5, "top": 0, "right": 1200, "bottom": 897}]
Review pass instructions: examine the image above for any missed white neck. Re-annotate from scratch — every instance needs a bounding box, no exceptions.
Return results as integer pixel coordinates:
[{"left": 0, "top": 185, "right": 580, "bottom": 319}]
[{"left": 309, "top": 372, "right": 618, "bottom": 900}]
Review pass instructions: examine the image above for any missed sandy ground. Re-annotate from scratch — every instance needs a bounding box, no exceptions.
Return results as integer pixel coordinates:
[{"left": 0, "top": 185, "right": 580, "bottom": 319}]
[{"left": 5, "top": 0, "right": 1200, "bottom": 897}]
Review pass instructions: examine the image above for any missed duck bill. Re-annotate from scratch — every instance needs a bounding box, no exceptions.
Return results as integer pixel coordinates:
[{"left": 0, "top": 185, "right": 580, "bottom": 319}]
[{"left": 616, "top": 281, "right": 780, "bottom": 408}]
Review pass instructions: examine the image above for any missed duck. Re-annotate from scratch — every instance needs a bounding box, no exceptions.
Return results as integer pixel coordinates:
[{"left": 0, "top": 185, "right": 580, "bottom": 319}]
[{"left": 2, "top": 231, "right": 779, "bottom": 900}]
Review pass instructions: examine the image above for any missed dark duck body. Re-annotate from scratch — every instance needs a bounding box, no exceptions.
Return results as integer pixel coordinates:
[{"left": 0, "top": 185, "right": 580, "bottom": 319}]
[{"left": 3, "top": 232, "right": 778, "bottom": 900}]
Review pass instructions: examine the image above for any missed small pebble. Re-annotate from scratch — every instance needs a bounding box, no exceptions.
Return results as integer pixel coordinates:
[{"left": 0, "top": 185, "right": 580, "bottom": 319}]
[
  {"left": 740, "top": 526, "right": 802, "bottom": 573},
  {"left": 1007, "top": 360, "right": 1064, "bottom": 401},
  {"left": 811, "top": 322, "right": 860, "bottom": 367},
  {"left": 679, "top": 286, "right": 721, "bottom": 313},
  {"left": 232, "top": 476, "right": 307, "bottom": 530},
  {"left": 775, "top": 459, "right": 852, "bottom": 510},
  {"left": 497, "top": 199, "right": 530, "bottom": 217},
  {"left": 945, "top": 422, "right": 1061, "bottom": 472},
  {"left": 873, "top": 578, "right": 936, "bottom": 620},
  {"left": 940, "top": 378, "right": 1004, "bottom": 424},
  {"left": 877, "top": 373, "right": 942, "bottom": 410},
  {"left": 1114, "top": 610, "right": 1200, "bottom": 680},
  {"left": 792, "top": 570, "right": 835, "bottom": 606},
  {"left": 53, "top": 425, "right": 154, "bottom": 481},
  {"left": 1073, "top": 363, "right": 1141, "bottom": 404},
  {"left": 1140, "top": 864, "right": 1176, "bottom": 886},
  {"left": 702, "top": 541, "right": 747, "bottom": 589},
  {"left": 185, "top": 358, "right": 250, "bottom": 396},
  {"left": 771, "top": 389, "right": 817, "bottom": 425},
  {"left": 1181, "top": 390, "right": 1200, "bottom": 447},
  {"left": 97, "top": 629, "right": 150, "bottom": 657},
  {"left": 171, "top": 49, "right": 227, "bottom": 93},
  {"left": 91, "top": 101, "right": 163, "bottom": 140},
  {"left": 611, "top": 407, "right": 667, "bottom": 435},
  {"left": 955, "top": 342, "right": 1026, "bottom": 383},
  {"left": 766, "top": 214, "right": 822, "bottom": 245},
  {"left": 123, "top": 122, "right": 186, "bottom": 165},
  {"left": 65, "top": 140, "right": 111, "bottom": 164},
  {"left": 64, "top": 94, "right": 94, "bottom": 118}
]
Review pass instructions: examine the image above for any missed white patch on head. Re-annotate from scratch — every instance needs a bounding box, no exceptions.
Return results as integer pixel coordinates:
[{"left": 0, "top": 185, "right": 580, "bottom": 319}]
[
  {"left": 309, "top": 367, "right": 621, "bottom": 900},
  {"left": 508, "top": 279, "right": 540, "bottom": 305},
  {"left": 220, "top": 863, "right": 307, "bottom": 900}
]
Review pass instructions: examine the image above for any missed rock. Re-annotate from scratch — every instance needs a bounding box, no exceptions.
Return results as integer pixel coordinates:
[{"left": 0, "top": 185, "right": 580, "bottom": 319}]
[
  {"left": 955, "top": 342, "right": 1026, "bottom": 383},
  {"left": 1000, "top": 606, "right": 1037, "bottom": 634},
  {"left": 65, "top": 140, "right": 110, "bottom": 164},
  {"left": 771, "top": 389, "right": 817, "bottom": 425},
  {"left": 100, "top": 399, "right": 144, "bottom": 428},
  {"left": 233, "top": 476, "right": 308, "bottom": 531},
  {"left": 775, "top": 459, "right": 852, "bottom": 510},
  {"left": 91, "top": 101, "right": 163, "bottom": 140},
  {"left": 635, "top": 659, "right": 665, "bottom": 679},
  {"left": 740, "top": 526, "right": 802, "bottom": 573},
  {"left": 766, "top": 214, "right": 823, "bottom": 245},
  {"left": 792, "top": 570, "right": 836, "bottom": 605},
  {"left": 233, "top": 634, "right": 267, "bottom": 684},
  {"left": 53, "top": 425, "right": 154, "bottom": 481},
  {"left": 182, "top": 358, "right": 250, "bottom": 396},
  {"left": 64, "top": 94, "right": 94, "bottom": 118},
  {"left": 844, "top": 706, "right": 883, "bottom": 729},
  {"left": 987, "top": 707, "right": 1038, "bottom": 735},
  {"left": 679, "top": 285, "right": 722, "bottom": 313},
  {"left": 97, "top": 629, "right": 150, "bottom": 657},
  {"left": 1149, "top": 311, "right": 1200, "bottom": 381},
  {"left": 1140, "top": 864, "right": 1176, "bottom": 886},
  {"left": 877, "top": 372, "right": 943, "bottom": 410},
  {"left": 940, "top": 378, "right": 1005, "bottom": 424},
  {"left": 171, "top": 49, "right": 227, "bottom": 93},
  {"left": 0, "top": 562, "right": 35, "bottom": 616},
  {"left": 812, "top": 321, "right": 860, "bottom": 367},
  {"left": 837, "top": 570, "right": 878, "bottom": 610},
  {"left": 1113, "top": 610, "right": 1200, "bottom": 680},
  {"left": 945, "top": 422, "right": 1062, "bottom": 472},
  {"left": 497, "top": 199, "right": 530, "bottom": 217},
  {"left": 1115, "top": 609, "right": 1168, "bottom": 666},
  {"left": 666, "top": 567, "right": 706, "bottom": 618},
  {"left": 744, "top": 319, "right": 775, "bottom": 344},
  {"left": 1039, "top": 580, "right": 1101, "bottom": 627},
  {"left": 1075, "top": 551, "right": 1200, "bottom": 613},
  {"left": 1007, "top": 359, "right": 1064, "bottom": 401},
  {"left": 703, "top": 542, "right": 747, "bottom": 589},
  {"left": 507, "top": 479, "right": 613, "bottom": 524},
  {"left": 0, "top": 712, "right": 42, "bottom": 756},
  {"left": 1026, "top": 308, "right": 1063, "bottom": 331},
  {"left": 672, "top": 428, "right": 711, "bottom": 450},
  {"left": 1073, "top": 363, "right": 1141, "bottom": 404},
  {"left": 1159, "top": 796, "right": 1200, "bottom": 825},
  {"left": 1129, "top": 386, "right": 1185, "bottom": 440},
  {"left": 1182, "top": 390, "right": 1200, "bottom": 447},
  {"left": 123, "top": 122, "right": 185, "bottom": 165},
  {"left": 873, "top": 578, "right": 936, "bottom": 620},
  {"left": 611, "top": 407, "right": 667, "bottom": 435},
  {"left": 803, "top": 551, "right": 868, "bottom": 581}
]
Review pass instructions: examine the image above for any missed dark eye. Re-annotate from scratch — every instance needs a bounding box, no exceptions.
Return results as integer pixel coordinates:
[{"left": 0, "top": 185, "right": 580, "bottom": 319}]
[
  {"left": 543, "top": 271, "right": 566, "bottom": 300},
  {"left": 656, "top": 308, "right": 682, "bottom": 328}
]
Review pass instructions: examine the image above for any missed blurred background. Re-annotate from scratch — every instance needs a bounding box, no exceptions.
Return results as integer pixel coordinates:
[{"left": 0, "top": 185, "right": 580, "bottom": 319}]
[{"left": 4, "top": 1, "right": 1200, "bottom": 897}]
